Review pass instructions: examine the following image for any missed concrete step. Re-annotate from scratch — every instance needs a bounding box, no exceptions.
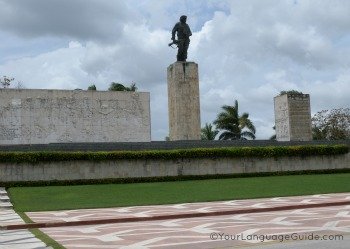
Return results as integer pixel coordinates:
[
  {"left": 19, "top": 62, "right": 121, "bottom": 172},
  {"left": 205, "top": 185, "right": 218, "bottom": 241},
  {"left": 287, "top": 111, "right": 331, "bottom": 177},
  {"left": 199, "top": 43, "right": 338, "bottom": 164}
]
[
  {"left": 0, "top": 196, "right": 10, "bottom": 201},
  {"left": 0, "top": 205, "right": 13, "bottom": 210},
  {"left": 0, "top": 213, "right": 24, "bottom": 225},
  {"left": 0, "top": 202, "right": 13, "bottom": 208}
]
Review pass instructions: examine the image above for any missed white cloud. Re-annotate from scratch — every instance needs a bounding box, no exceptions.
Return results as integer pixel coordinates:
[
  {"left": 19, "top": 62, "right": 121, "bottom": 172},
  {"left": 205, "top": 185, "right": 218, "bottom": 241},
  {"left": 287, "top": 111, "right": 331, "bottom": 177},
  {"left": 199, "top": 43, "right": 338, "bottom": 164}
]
[
  {"left": 1, "top": 0, "right": 349, "bottom": 140},
  {"left": 0, "top": 0, "right": 132, "bottom": 42},
  {"left": 0, "top": 44, "right": 86, "bottom": 89}
]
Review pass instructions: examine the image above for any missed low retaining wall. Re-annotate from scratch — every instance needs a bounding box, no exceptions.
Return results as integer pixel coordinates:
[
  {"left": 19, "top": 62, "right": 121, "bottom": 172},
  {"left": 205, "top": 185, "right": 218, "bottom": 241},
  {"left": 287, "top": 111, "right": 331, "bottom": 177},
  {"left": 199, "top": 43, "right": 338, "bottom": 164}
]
[{"left": 1, "top": 153, "right": 349, "bottom": 182}]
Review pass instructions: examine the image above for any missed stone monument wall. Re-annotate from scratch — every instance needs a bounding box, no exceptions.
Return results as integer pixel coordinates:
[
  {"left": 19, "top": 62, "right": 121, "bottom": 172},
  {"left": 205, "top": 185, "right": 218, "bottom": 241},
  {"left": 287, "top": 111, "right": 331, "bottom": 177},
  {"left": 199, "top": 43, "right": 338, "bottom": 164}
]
[
  {"left": 274, "top": 94, "right": 312, "bottom": 141},
  {"left": 0, "top": 89, "right": 151, "bottom": 144},
  {"left": 167, "top": 62, "right": 201, "bottom": 140}
]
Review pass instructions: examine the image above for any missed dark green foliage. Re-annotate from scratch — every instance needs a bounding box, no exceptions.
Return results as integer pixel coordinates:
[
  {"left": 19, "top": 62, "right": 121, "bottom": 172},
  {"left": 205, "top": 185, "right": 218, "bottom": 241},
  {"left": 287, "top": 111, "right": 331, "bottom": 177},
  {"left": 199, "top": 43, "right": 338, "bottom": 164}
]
[
  {"left": 0, "top": 145, "right": 347, "bottom": 164},
  {"left": 87, "top": 84, "right": 96, "bottom": 90},
  {"left": 109, "top": 82, "right": 126, "bottom": 91},
  {"left": 108, "top": 82, "right": 137, "bottom": 91},
  {"left": 214, "top": 99, "right": 256, "bottom": 140},
  {"left": 2, "top": 169, "right": 350, "bottom": 188},
  {"left": 201, "top": 123, "right": 219, "bottom": 140},
  {"left": 279, "top": 90, "right": 304, "bottom": 96}
]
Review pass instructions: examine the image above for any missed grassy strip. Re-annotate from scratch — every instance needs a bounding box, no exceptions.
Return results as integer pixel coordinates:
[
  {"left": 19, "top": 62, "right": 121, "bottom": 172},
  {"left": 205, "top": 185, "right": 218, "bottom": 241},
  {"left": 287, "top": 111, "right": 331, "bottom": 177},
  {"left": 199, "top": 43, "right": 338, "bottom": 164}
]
[
  {"left": 16, "top": 211, "right": 65, "bottom": 249},
  {"left": 29, "top": 229, "right": 66, "bottom": 249},
  {"left": 9, "top": 173, "right": 350, "bottom": 212},
  {"left": 0, "top": 145, "right": 348, "bottom": 164}
]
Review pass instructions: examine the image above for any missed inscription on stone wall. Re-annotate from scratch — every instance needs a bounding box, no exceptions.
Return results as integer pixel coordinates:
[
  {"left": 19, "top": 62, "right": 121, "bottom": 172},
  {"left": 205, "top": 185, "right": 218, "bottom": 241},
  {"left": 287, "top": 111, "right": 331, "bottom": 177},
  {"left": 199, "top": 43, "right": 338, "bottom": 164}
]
[
  {"left": 0, "top": 89, "right": 151, "bottom": 144},
  {"left": 274, "top": 94, "right": 312, "bottom": 142},
  {"left": 274, "top": 95, "right": 290, "bottom": 141},
  {"left": 0, "top": 126, "right": 19, "bottom": 140}
]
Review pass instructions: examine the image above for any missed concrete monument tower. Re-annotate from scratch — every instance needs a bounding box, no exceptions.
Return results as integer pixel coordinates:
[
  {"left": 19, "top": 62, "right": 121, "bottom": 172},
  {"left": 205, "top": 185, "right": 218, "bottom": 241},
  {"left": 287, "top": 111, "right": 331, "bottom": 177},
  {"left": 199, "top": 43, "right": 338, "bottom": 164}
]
[
  {"left": 167, "top": 62, "right": 201, "bottom": 140},
  {"left": 274, "top": 93, "right": 312, "bottom": 141},
  {"left": 167, "top": 15, "right": 200, "bottom": 140}
]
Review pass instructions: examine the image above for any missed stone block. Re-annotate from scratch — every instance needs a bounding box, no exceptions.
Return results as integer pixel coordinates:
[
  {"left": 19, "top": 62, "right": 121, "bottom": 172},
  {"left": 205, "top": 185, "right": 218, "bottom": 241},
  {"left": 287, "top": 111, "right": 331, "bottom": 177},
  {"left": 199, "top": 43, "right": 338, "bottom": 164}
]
[{"left": 274, "top": 93, "right": 312, "bottom": 141}]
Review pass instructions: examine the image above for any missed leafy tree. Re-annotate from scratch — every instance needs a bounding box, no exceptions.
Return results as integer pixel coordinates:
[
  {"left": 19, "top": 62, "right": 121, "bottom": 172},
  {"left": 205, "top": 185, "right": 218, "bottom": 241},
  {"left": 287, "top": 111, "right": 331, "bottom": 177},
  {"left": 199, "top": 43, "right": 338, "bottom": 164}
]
[
  {"left": 201, "top": 123, "right": 219, "bottom": 140},
  {"left": 1, "top": 76, "right": 14, "bottom": 88},
  {"left": 214, "top": 99, "right": 256, "bottom": 140},
  {"left": 312, "top": 108, "right": 350, "bottom": 140},
  {"left": 108, "top": 82, "right": 137, "bottom": 92},
  {"left": 126, "top": 83, "right": 137, "bottom": 91},
  {"left": 109, "top": 82, "right": 126, "bottom": 91},
  {"left": 87, "top": 84, "right": 97, "bottom": 90}
]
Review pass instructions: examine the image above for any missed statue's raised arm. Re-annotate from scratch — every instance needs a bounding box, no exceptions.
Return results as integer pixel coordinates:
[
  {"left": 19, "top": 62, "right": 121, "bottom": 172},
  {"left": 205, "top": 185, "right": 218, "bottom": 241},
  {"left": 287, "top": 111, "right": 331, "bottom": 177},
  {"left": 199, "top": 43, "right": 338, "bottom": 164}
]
[{"left": 169, "top": 15, "right": 192, "bottom": 62}]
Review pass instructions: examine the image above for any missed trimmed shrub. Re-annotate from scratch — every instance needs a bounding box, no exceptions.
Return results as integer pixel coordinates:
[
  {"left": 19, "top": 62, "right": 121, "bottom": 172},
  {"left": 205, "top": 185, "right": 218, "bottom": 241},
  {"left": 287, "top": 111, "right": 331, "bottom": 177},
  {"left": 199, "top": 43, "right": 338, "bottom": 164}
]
[
  {"left": 0, "top": 145, "right": 348, "bottom": 164},
  {"left": 2, "top": 168, "right": 350, "bottom": 188}
]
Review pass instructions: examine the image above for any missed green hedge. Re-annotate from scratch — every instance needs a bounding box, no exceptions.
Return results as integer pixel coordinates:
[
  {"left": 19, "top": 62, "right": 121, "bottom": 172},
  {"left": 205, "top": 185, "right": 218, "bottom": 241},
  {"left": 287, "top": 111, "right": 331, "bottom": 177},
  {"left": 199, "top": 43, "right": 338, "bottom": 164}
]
[
  {"left": 2, "top": 168, "right": 350, "bottom": 188},
  {"left": 0, "top": 145, "right": 348, "bottom": 164}
]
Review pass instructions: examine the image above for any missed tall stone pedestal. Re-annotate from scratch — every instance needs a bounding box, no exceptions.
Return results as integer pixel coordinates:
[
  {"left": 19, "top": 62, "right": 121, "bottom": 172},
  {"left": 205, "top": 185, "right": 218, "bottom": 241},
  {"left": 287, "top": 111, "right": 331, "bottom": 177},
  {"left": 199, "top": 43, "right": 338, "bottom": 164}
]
[
  {"left": 167, "top": 62, "right": 201, "bottom": 140},
  {"left": 274, "top": 93, "right": 312, "bottom": 141}
]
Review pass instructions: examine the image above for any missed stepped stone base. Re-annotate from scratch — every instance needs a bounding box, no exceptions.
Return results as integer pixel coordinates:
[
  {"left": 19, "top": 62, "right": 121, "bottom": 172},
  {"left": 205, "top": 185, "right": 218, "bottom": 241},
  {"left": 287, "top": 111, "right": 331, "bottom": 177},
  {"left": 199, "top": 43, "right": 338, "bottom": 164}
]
[{"left": 167, "top": 62, "right": 201, "bottom": 141}]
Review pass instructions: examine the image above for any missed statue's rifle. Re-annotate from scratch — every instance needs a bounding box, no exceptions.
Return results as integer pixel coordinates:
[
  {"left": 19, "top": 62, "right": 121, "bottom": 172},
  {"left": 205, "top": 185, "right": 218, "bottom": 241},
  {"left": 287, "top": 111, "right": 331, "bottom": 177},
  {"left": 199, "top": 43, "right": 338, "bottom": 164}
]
[{"left": 168, "top": 39, "right": 183, "bottom": 49}]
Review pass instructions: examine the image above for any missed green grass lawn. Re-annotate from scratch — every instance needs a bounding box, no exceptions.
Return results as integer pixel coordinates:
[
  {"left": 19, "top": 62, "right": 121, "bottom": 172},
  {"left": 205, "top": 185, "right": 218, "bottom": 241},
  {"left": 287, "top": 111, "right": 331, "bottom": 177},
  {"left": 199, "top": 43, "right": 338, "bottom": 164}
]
[{"left": 8, "top": 173, "right": 350, "bottom": 212}]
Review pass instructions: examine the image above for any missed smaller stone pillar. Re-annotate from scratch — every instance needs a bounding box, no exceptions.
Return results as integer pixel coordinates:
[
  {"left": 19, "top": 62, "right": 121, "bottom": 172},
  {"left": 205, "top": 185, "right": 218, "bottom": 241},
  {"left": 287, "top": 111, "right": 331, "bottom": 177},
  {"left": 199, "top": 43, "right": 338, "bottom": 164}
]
[
  {"left": 274, "top": 93, "right": 312, "bottom": 141},
  {"left": 167, "top": 62, "right": 201, "bottom": 140}
]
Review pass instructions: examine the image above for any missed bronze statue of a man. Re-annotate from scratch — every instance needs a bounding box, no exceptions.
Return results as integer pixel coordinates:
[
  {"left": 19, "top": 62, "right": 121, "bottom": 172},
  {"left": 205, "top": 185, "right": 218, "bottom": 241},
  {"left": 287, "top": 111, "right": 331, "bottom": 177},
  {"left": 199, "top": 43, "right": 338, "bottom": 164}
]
[{"left": 171, "top": 15, "right": 192, "bottom": 62}]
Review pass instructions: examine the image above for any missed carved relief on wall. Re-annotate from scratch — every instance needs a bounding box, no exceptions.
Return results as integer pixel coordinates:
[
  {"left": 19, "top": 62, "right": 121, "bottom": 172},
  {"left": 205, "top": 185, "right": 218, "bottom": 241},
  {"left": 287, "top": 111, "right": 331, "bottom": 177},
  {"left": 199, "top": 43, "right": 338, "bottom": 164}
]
[{"left": 0, "top": 89, "right": 150, "bottom": 144}]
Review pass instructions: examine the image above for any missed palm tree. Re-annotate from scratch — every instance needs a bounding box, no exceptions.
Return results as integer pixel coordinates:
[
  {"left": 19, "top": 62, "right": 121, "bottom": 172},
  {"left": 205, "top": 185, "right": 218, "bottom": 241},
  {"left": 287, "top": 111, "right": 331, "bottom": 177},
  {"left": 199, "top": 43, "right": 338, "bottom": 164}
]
[
  {"left": 201, "top": 123, "right": 219, "bottom": 140},
  {"left": 214, "top": 99, "right": 256, "bottom": 140}
]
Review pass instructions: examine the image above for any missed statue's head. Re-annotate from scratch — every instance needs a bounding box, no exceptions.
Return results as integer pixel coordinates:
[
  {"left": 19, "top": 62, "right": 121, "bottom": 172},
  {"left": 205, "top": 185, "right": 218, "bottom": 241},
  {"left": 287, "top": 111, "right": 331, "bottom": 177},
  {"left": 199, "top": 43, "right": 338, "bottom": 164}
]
[{"left": 180, "top": 15, "right": 187, "bottom": 23}]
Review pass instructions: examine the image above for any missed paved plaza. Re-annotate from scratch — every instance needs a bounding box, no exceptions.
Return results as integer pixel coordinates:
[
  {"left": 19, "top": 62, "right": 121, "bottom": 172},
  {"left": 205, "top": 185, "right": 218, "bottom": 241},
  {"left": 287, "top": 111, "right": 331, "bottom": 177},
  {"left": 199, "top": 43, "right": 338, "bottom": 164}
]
[
  {"left": 26, "top": 193, "right": 350, "bottom": 224},
  {"left": 1, "top": 190, "right": 349, "bottom": 248},
  {"left": 36, "top": 204, "right": 350, "bottom": 248}
]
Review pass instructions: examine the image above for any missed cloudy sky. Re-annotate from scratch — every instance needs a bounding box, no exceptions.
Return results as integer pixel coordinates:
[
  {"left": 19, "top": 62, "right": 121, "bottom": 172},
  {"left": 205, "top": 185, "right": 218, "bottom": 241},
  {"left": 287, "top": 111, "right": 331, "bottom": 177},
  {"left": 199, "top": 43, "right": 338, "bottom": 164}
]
[{"left": 1, "top": 0, "right": 349, "bottom": 140}]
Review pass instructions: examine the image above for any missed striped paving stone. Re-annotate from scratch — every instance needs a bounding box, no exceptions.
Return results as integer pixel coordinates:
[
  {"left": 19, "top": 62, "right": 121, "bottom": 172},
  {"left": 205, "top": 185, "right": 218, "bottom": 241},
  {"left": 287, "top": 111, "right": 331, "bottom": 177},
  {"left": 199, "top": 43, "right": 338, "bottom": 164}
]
[
  {"left": 0, "top": 230, "right": 50, "bottom": 249},
  {"left": 26, "top": 193, "right": 350, "bottom": 224},
  {"left": 0, "top": 209, "right": 24, "bottom": 226},
  {"left": 0, "top": 188, "right": 13, "bottom": 210},
  {"left": 0, "top": 187, "right": 50, "bottom": 249},
  {"left": 38, "top": 204, "right": 350, "bottom": 249},
  {"left": 0, "top": 188, "right": 20, "bottom": 225}
]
